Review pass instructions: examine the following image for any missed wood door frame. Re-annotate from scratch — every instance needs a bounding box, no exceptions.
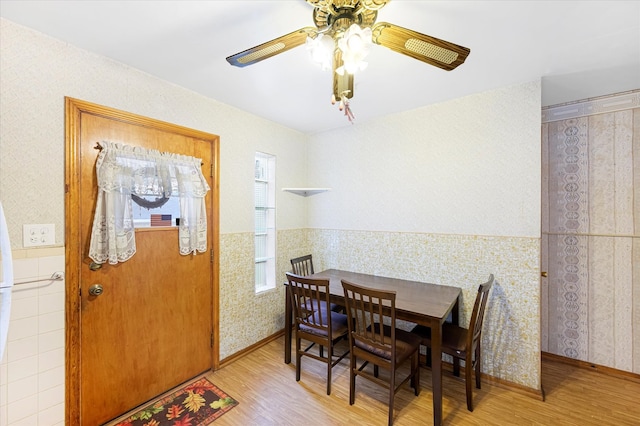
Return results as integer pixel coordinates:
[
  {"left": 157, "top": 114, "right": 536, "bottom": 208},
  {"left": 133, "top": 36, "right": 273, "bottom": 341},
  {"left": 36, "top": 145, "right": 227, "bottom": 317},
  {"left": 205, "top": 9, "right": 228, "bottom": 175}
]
[{"left": 64, "top": 97, "right": 220, "bottom": 424}]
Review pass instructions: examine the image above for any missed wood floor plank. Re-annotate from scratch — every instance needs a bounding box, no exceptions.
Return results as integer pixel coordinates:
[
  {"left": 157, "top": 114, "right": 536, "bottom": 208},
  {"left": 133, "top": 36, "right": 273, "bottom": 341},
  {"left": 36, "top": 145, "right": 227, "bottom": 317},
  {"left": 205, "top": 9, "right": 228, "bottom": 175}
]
[
  {"left": 110, "top": 336, "right": 640, "bottom": 425},
  {"left": 202, "top": 337, "right": 640, "bottom": 425}
]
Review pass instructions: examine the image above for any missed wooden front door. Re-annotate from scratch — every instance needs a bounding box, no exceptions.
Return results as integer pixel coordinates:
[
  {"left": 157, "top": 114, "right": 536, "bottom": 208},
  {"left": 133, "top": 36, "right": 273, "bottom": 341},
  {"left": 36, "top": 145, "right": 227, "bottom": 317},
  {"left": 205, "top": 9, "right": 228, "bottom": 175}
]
[{"left": 65, "top": 98, "right": 220, "bottom": 425}]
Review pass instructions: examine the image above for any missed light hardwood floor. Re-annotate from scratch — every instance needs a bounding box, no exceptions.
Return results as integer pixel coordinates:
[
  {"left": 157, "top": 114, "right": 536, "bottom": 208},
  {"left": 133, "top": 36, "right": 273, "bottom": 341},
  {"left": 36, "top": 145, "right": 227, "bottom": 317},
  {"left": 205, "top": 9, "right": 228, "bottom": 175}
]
[
  {"left": 203, "top": 337, "right": 640, "bottom": 426},
  {"left": 111, "top": 336, "right": 640, "bottom": 425}
]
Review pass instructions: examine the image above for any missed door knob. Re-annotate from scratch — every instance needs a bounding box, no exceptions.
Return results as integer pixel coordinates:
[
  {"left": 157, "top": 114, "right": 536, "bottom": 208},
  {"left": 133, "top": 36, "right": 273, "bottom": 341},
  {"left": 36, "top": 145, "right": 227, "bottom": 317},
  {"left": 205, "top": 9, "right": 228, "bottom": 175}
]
[{"left": 89, "top": 284, "right": 104, "bottom": 296}]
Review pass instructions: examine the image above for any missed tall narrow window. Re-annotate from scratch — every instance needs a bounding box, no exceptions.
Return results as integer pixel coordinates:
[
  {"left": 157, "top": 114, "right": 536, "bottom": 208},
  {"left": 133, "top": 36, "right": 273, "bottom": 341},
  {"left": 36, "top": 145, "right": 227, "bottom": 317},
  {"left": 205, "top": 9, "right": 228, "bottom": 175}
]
[{"left": 255, "top": 152, "right": 276, "bottom": 292}]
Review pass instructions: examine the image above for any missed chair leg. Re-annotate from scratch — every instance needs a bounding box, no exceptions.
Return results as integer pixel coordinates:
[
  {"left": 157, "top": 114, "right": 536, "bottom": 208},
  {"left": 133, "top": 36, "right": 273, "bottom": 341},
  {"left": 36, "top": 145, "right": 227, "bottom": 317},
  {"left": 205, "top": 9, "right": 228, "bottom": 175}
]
[
  {"left": 326, "top": 344, "right": 332, "bottom": 395},
  {"left": 475, "top": 345, "right": 482, "bottom": 389},
  {"left": 466, "top": 354, "right": 474, "bottom": 412},
  {"left": 349, "top": 354, "right": 356, "bottom": 405},
  {"left": 426, "top": 347, "right": 432, "bottom": 367},
  {"left": 388, "top": 365, "right": 395, "bottom": 426},
  {"left": 295, "top": 338, "right": 302, "bottom": 382},
  {"left": 453, "top": 355, "right": 461, "bottom": 377},
  {"left": 410, "top": 352, "right": 415, "bottom": 389},
  {"left": 413, "top": 352, "right": 420, "bottom": 396}
]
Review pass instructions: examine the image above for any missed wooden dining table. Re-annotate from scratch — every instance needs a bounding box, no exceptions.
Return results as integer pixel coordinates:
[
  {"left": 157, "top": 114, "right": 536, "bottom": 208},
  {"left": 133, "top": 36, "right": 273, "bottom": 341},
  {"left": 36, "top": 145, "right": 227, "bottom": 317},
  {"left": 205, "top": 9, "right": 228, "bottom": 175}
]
[{"left": 284, "top": 269, "right": 462, "bottom": 426}]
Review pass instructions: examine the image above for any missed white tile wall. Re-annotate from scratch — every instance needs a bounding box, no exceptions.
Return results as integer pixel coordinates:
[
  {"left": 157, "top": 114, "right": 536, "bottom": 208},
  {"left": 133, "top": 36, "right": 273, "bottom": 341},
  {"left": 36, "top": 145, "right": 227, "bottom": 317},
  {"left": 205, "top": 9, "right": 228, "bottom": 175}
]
[{"left": 0, "top": 251, "right": 65, "bottom": 426}]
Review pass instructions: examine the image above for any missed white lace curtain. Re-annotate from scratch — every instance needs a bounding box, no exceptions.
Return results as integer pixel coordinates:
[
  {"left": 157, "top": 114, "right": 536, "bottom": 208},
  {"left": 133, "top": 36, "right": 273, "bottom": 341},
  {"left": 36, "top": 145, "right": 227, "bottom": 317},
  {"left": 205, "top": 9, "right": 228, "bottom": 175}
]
[{"left": 89, "top": 141, "right": 210, "bottom": 265}]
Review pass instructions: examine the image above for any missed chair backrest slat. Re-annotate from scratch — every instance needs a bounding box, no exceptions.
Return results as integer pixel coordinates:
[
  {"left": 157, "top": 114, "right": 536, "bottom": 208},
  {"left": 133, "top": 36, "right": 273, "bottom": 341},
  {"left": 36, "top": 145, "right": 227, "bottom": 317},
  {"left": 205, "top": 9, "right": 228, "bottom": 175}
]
[
  {"left": 286, "top": 272, "right": 330, "bottom": 334},
  {"left": 342, "top": 279, "right": 397, "bottom": 359},
  {"left": 467, "top": 274, "right": 494, "bottom": 351},
  {"left": 290, "top": 254, "right": 315, "bottom": 276}
]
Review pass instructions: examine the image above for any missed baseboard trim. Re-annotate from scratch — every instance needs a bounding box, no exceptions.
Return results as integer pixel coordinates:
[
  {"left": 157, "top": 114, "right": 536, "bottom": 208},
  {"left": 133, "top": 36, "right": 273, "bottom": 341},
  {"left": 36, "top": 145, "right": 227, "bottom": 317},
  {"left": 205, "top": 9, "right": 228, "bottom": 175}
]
[
  {"left": 481, "top": 369, "right": 545, "bottom": 401},
  {"left": 419, "top": 354, "right": 545, "bottom": 401},
  {"left": 219, "top": 330, "right": 284, "bottom": 369},
  {"left": 541, "top": 351, "right": 640, "bottom": 384}
]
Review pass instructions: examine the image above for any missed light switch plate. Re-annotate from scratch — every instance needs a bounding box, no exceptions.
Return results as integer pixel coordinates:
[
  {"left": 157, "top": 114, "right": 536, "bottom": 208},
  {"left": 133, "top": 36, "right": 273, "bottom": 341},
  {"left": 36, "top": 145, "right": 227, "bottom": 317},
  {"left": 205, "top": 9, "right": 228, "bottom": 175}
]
[{"left": 23, "top": 224, "right": 55, "bottom": 247}]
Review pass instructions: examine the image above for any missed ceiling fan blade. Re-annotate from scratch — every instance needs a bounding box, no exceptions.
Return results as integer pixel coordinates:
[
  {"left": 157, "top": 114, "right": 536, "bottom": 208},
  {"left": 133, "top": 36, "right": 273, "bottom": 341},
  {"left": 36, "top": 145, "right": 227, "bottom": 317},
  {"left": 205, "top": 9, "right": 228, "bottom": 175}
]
[
  {"left": 371, "top": 22, "right": 470, "bottom": 71},
  {"left": 333, "top": 49, "right": 354, "bottom": 100},
  {"left": 226, "top": 27, "right": 316, "bottom": 67}
]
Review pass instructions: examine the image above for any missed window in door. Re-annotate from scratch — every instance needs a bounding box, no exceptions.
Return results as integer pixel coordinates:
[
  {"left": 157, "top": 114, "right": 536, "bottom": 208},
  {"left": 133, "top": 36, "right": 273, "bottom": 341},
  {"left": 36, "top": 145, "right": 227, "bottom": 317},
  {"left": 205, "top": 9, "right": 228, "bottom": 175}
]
[{"left": 255, "top": 152, "right": 276, "bottom": 292}]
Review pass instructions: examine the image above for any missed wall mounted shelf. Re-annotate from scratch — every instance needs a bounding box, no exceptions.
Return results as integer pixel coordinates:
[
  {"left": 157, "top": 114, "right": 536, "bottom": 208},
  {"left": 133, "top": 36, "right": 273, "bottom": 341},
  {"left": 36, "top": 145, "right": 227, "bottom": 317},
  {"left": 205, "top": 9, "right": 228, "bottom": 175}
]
[{"left": 282, "top": 188, "right": 331, "bottom": 197}]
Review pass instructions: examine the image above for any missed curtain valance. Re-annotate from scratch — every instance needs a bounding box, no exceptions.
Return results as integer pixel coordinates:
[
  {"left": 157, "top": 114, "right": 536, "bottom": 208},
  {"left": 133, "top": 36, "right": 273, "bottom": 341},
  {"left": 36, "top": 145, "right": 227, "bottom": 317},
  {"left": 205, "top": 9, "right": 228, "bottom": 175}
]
[{"left": 89, "top": 141, "right": 210, "bottom": 265}]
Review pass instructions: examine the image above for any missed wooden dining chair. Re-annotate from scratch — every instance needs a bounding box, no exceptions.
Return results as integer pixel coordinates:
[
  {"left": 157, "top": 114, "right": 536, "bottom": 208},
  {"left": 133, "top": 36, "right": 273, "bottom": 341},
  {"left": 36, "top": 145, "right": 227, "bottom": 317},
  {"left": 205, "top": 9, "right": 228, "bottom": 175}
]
[
  {"left": 411, "top": 274, "right": 494, "bottom": 412},
  {"left": 286, "top": 272, "right": 349, "bottom": 395},
  {"left": 290, "top": 254, "right": 344, "bottom": 313},
  {"left": 341, "top": 279, "right": 420, "bottom": 426}
]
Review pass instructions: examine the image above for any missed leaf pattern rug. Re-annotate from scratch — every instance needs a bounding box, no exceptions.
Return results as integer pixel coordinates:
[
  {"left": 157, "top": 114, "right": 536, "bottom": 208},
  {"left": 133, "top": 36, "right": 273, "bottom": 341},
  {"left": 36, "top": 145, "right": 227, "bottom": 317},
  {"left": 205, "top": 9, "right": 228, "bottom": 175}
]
[{"left": 112, "top": 377, "right": 238, "bottom": 426}]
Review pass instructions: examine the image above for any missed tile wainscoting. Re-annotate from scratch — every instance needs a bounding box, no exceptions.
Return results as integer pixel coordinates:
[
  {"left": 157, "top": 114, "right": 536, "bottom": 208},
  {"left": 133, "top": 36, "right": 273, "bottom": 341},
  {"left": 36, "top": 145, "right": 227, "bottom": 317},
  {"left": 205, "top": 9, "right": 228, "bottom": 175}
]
[
  {"left": 220, "top": 228, "right": 541, "bottom": 390},
  {"left": 218, "top": 229, "right": 311, "bottom": 360},
  {"left": 308, "top": 228, "right": 541, "bottom": 390},
  {"left": 0, "top": 248, "right": 65, "bottom": 426}
]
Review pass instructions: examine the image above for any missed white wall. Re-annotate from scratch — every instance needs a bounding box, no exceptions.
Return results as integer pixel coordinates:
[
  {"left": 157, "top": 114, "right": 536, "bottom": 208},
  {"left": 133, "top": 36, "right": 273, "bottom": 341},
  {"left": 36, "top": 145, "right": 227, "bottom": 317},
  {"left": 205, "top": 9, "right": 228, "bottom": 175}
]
[
  {"left": 0, "top": 18, "right": 308, "bottom": 247},
  {"left": 0, "top": 18, "right": 308, "bottom": 425},
  {"left": 306, "top": 81, "right": 541, "bottom": 237}
]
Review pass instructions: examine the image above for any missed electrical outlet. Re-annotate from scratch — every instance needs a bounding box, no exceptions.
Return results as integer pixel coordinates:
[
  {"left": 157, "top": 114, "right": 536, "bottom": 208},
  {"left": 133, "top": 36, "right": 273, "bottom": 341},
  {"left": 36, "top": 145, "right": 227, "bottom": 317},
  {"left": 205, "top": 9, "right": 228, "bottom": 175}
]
[{"left": 23, "top": 224, "right": 55, "bottom": 247}]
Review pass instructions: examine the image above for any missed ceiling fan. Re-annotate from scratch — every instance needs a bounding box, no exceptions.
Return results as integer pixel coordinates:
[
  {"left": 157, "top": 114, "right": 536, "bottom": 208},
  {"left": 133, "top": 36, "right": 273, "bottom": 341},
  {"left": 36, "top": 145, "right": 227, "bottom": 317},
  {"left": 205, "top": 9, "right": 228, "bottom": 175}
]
[{"left": 226, "top": 0, "right": 470, "bottom": 116}]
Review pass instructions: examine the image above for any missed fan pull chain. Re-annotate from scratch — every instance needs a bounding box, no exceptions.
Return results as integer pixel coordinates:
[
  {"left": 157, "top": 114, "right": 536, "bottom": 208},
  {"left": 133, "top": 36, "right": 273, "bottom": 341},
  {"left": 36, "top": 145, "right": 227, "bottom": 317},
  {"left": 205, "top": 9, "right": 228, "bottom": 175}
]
[{"left": 331, "top": 90, "right": 355, "bottom": 123}]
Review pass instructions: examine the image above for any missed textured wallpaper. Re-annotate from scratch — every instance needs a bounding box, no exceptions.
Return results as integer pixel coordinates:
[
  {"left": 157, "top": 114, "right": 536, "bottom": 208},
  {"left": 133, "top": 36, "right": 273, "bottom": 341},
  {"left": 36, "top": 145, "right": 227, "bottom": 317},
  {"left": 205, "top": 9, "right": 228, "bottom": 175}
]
[
  {"left": 309, "top": 229, "right": 541, "bottom": 389},
  {"left": 2, "top": 18, "right": 545, "bottom": 415},
  {"left": 306, "top": 80, "right": 542, "bottom": 238},
  {"left": 0, "top": 18, "right": 308, "bottom": 249},
  {"left": 220, "top": 228, "right": 541, "bottom": 389},
  {"left": 219, "top": 229, "right": 311, "bottom": 359},
  {"left": 541, "top": 91, "right": 640, "bottom": 373}
]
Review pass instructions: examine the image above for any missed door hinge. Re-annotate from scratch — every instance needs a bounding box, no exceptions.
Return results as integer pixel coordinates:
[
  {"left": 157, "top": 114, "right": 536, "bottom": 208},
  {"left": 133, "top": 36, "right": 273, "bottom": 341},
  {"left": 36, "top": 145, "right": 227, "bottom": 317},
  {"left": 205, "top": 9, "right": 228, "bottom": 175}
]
[
  {"left": 210, "top": 164, "right": 214, "bottom": 178},
  {"left": 210, "top": 249, "right": 214, "bottom": 263},
  {"left": 210, "top": 332, "right": 214, "bottom": 348}
]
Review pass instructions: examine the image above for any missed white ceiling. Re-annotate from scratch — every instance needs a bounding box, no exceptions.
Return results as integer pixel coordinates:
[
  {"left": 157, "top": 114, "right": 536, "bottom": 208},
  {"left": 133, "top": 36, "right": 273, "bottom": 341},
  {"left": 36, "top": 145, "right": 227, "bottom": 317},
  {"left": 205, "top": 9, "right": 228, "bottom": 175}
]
[{"left": 1, "top": 1, "right": 639, "bottom": 134}]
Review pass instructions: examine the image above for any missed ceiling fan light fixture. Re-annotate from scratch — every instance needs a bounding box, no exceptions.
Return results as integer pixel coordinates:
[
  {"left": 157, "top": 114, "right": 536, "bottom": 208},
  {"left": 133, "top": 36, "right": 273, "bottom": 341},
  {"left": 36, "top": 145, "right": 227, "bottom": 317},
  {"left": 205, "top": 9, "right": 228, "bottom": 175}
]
[
  {"left": 227, "top": 0, "right": 471, "bottom": 114},
  {"left": 306, "top": 33, "right": 335, "bottom": 70},
  {"left": 337, "top": 24, "right": 372, "bottom": 75},
  {"left": 337, "top": 60, "right": 368, "bottom": 75}
]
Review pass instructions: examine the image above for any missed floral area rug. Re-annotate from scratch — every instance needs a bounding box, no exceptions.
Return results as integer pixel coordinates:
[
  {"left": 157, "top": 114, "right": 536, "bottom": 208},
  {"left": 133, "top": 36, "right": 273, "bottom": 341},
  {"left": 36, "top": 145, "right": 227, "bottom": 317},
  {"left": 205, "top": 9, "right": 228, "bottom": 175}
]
[{"left": 112, "top": 377, "right": 238, "bottom": 426}]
